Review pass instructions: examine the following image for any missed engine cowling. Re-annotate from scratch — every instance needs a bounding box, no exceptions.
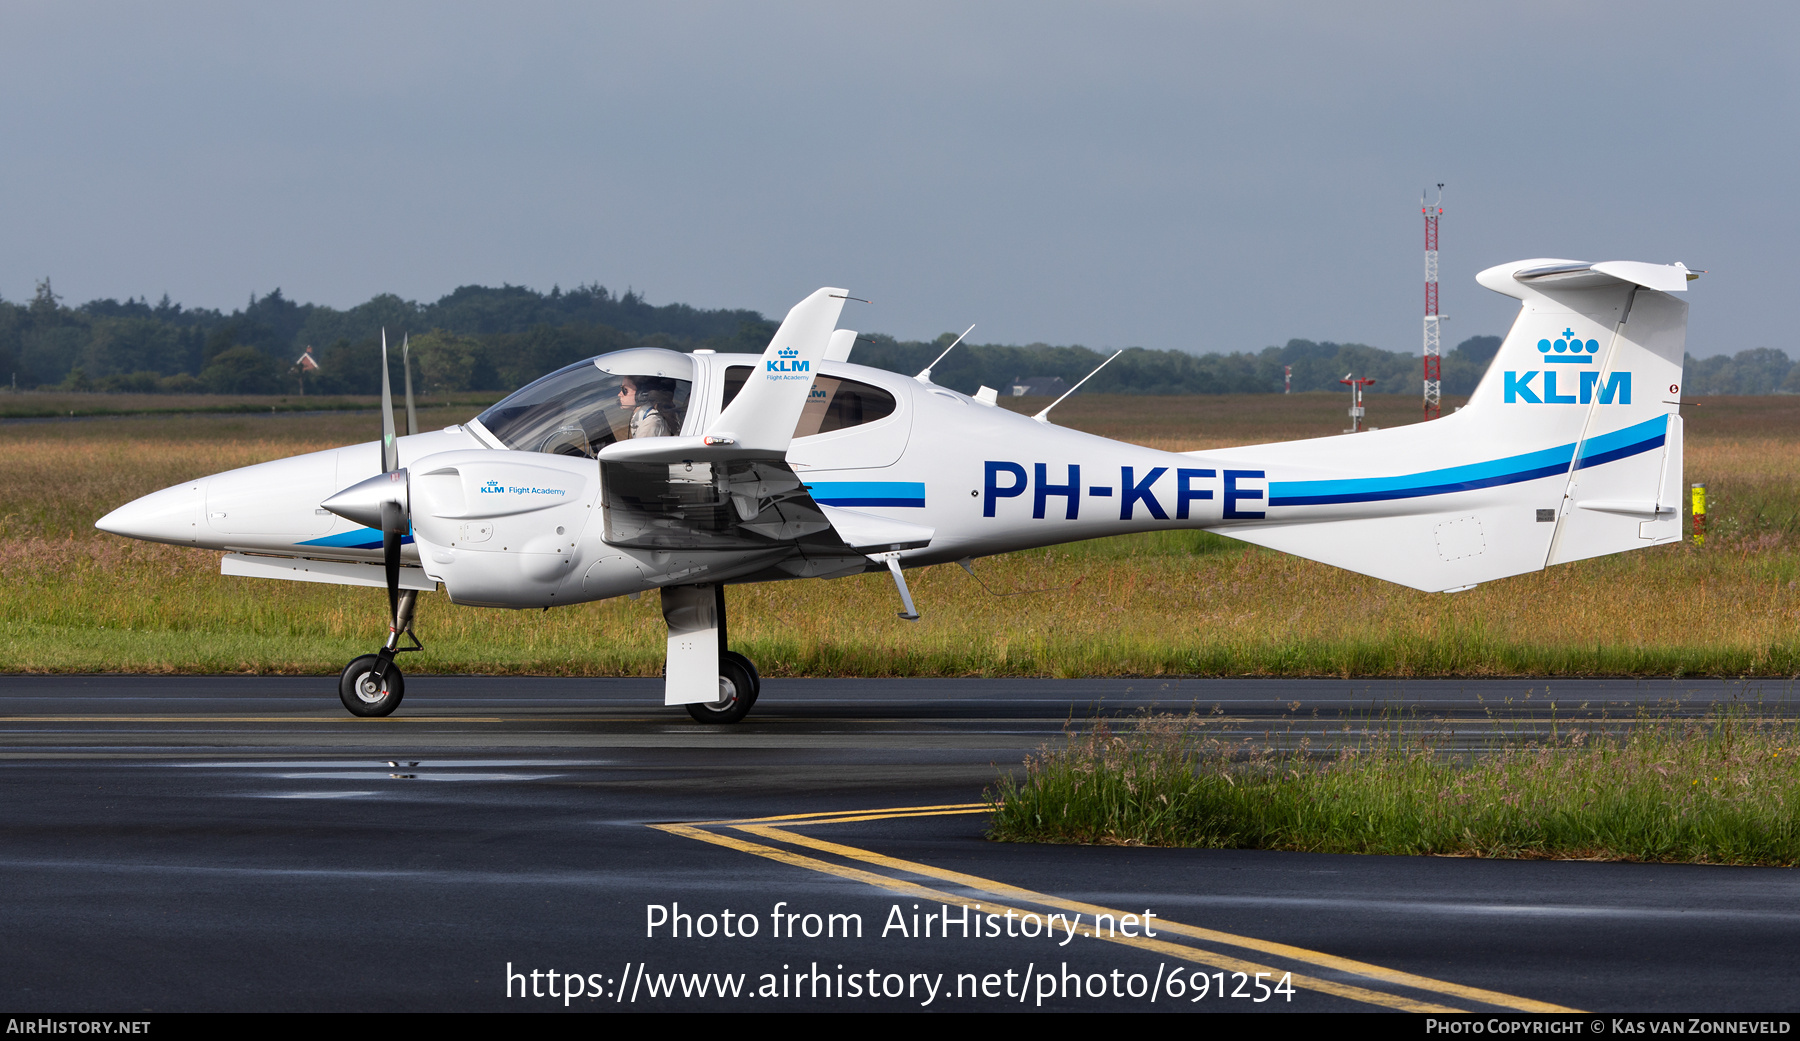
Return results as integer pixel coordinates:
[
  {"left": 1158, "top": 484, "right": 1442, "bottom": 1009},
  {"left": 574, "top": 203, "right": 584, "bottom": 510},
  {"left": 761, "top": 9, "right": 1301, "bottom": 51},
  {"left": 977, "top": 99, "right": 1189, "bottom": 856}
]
[{"left": 405, "top": 449, "right": 599, "bottom": 608}]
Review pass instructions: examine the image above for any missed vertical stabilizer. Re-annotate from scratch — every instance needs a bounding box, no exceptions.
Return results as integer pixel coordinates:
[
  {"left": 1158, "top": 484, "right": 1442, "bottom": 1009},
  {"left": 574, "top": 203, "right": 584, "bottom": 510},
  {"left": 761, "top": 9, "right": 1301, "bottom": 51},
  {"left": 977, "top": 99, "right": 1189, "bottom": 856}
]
[
  {"left": 1461, "top": 259, "right": 1689, "bottom": 565},
  {"left": 1209, "top": 258, "right": 1692, "bottom": 592},
  {"left": 1544, "top": 284, "right": 1687, "bottom": 562}
]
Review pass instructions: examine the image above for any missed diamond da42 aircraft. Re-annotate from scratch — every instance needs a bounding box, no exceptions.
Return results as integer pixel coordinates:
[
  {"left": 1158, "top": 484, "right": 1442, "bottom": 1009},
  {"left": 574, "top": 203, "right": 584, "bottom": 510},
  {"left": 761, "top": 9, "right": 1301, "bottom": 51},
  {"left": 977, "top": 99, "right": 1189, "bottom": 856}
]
[{"left": 97, "top": 258, "right": 1697, "bottom": 722}]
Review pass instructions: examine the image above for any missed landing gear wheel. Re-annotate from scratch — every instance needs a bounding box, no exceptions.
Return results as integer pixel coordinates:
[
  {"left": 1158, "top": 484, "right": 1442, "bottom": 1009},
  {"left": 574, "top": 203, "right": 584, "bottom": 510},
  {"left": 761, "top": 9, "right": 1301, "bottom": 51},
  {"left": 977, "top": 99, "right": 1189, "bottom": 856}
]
[
  {"left": 722, "top": 650, "right": 760, "bottom": 705},
  {"left": 339, "top": 654, "right": 405, "bottom": 718},
  {"left": 685, "top": 655, "right": 755, "bottom": 725}
]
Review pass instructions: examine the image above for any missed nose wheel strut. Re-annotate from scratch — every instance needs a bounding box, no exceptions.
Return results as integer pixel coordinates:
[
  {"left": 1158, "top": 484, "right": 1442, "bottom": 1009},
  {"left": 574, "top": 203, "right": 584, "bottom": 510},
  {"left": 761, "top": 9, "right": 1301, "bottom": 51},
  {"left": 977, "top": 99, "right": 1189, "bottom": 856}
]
[{"left": 338, "top": 588, "right": 423, "bottom": 717}]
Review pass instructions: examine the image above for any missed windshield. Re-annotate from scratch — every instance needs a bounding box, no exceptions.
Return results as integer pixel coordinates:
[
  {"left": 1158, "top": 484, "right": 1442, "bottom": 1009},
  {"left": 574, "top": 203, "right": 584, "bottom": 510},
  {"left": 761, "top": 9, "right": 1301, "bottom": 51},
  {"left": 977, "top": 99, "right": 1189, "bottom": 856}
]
[{"left": 477, "top": 357, "right": 692, "bottom": 456}]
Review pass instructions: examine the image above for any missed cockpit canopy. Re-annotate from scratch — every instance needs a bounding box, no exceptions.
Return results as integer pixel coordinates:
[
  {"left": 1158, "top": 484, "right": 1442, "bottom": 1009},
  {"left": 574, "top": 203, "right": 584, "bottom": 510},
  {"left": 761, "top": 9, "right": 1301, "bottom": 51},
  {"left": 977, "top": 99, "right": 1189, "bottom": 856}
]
[{"left": 475, "top": 349, "right": 693, "bottom": 457}]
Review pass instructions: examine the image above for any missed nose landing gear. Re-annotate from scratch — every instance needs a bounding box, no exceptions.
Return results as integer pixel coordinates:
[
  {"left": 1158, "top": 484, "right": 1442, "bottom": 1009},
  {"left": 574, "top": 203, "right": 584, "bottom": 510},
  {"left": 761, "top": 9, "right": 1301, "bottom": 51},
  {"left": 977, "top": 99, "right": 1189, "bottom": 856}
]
[
  {"left": 325, "top": 331, "right": 426, "bottom": 720},
  {"left": 338, "top": 588, "right": 422, "bottom": 718}
]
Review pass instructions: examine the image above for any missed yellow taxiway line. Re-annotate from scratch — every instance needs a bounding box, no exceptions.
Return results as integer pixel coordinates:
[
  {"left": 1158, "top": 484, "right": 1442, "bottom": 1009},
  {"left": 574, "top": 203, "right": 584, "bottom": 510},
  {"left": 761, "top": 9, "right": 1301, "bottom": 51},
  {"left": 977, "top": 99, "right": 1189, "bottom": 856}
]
[{"left": 654, "top": 801, "right": 1581, "bottom": 1015}]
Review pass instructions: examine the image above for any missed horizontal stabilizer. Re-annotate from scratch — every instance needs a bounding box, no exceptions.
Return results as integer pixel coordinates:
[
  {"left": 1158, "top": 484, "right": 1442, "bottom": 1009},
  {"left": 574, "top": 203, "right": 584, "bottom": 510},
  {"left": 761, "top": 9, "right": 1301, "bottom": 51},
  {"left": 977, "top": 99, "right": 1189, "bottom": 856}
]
[
  {"left": 1483, "top": 259, "right": 1692, "bottom": 295},
  {"left": 1575, "top": 500, "right": 1671, "bottom": 516}
]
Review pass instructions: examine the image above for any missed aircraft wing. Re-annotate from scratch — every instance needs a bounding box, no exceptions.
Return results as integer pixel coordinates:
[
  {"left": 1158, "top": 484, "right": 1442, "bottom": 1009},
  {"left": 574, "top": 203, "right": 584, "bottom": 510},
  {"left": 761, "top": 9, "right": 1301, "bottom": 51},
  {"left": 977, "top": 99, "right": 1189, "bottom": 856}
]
[
  {"left": 598, "top": 286, "right": 849, "bottom": 465},
  {"left": 598, "top": 456, "right": 931, "bottom": 559},
  {"left": 594, "top": 284, "right": 931, "bottom": 564}
]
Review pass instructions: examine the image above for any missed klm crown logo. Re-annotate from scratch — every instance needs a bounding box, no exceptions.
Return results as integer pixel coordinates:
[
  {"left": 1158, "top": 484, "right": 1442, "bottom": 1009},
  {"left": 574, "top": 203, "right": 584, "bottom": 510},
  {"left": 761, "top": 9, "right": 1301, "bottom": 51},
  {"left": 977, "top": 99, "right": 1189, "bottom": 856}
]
[
  {"left": 479, "top": 479, "right": 504, "bottom": 494},
  {"left": 1507, "top": 328, "right": 1630, "bottom": 405},
  {"left": 766, "top": 344, "right": 810, "bottom": 375},
  {"left": 1538, "top": 327, "right": 1600, "bottom": 365}
]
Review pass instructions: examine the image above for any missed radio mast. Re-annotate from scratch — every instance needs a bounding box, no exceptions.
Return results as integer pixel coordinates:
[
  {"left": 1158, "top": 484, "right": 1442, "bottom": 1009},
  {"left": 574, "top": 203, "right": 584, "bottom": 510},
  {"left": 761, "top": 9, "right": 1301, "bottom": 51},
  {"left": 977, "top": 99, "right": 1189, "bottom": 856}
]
[{"left": 1422, "top": 184, "right": 1444, "bottom": 420}]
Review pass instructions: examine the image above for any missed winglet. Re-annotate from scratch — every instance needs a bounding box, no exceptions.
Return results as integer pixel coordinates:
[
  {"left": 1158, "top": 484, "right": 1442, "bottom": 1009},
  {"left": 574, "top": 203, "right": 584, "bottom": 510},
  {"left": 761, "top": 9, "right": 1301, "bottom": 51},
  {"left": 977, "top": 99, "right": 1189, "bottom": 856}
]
[
  {"left": 705, "top": 287, "right": 847, "bottom": 454},
  {"left": 824, "top": 329, "right": 858, "bottom": 363}
]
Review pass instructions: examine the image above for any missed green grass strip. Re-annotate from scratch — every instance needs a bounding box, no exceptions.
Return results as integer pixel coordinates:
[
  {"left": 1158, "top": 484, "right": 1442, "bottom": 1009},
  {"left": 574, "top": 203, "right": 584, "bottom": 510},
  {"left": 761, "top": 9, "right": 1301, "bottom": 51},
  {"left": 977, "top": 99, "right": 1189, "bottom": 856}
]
[{"left": 987, "top": 713, "right": 1800, "bottom": 865}]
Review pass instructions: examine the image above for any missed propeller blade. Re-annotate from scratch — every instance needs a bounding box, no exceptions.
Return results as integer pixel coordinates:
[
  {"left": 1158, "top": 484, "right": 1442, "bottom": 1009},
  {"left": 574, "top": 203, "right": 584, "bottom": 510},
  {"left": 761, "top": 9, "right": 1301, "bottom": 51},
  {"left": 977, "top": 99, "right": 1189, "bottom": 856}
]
[
  {"left": 402, "top": 333, "right": 418, "bottom": 437},
  {"left": 380, "top": 329, "right": 398, "bottom": 473},
  {"left": 381, "top": 499, "right": 402, "bottom": 627}
]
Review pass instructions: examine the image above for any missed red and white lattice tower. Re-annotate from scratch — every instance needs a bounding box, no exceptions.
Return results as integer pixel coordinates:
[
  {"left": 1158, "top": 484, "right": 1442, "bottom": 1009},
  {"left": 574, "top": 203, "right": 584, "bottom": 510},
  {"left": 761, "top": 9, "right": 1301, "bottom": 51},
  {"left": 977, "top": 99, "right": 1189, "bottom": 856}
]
[{"left": 1422, "top": 184, "right": 1444, "bottom": 420}]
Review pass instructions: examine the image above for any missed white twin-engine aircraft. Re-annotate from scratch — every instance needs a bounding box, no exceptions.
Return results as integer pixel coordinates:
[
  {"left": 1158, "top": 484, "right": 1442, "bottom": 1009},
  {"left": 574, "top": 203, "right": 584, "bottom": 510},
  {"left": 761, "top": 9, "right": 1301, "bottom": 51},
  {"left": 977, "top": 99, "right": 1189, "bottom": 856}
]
[{"left": 97, "top": 258, "right": 1697, "bottom": 722}]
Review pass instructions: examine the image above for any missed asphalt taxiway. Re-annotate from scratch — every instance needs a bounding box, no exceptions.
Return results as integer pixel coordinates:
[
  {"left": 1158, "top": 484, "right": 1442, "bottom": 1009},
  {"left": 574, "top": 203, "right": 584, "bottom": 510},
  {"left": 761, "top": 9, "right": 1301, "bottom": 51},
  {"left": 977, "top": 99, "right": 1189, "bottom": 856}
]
[{"left": 1, "top": 675, "right": 1795, "bottom": 1013}]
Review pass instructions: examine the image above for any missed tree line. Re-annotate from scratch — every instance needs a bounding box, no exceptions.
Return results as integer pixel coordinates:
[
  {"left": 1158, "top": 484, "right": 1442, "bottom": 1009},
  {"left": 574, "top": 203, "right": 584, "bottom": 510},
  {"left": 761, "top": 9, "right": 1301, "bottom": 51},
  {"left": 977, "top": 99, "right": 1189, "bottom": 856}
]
[
  {"left": 0, "top": 279, "right": 771, "bottom": 396},
  {"left": 0, "top": 278, "right": 1786, "bottom": 397}
]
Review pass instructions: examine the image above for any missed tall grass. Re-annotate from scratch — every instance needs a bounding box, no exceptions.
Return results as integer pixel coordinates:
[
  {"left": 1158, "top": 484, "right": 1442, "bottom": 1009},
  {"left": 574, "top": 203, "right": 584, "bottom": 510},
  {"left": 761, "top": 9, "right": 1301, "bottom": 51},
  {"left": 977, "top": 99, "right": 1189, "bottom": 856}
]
[
  {"left": 6, "top": 528, "right": 1797, "bottom": 676},
  {"left": 986, "top": 711, "right": 1800, "bottom": 864}
]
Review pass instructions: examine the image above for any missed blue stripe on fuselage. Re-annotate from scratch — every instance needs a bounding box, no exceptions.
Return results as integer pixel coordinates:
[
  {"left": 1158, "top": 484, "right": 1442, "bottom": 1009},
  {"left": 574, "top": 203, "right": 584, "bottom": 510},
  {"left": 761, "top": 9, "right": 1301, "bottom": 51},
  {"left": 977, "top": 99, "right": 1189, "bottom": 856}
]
[
  {"left": 298, "top": 527, "right": 414, "bottom": 550},
  {"left": 805, "top": 481, "right": 926, "bottom": 508},
  {"left": 1574, "top": 416, "right": 1668, "bottom": 471},
  {"left": 1267, "top": 416, "right": 1667, "bottom": 507}
]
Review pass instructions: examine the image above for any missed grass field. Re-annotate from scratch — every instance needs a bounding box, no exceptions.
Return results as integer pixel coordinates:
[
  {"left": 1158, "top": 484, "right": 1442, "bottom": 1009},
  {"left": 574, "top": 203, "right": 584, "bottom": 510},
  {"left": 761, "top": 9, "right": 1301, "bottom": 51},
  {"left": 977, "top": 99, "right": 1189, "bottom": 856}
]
[
  {"left": 985, "top": 710, "right": 1800, "bottom": 865},
  {"left": 1, "top": 391, "right": 1795, "bottom": 676}
]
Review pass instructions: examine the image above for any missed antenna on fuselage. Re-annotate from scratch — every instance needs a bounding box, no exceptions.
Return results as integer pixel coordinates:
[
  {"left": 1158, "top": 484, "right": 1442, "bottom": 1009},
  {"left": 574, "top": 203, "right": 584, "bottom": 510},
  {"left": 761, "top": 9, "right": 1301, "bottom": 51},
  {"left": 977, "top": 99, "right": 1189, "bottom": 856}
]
[
  {"left": 401, "top": 333, "right": 418, "bottom": 437},
  {"left": 915, "top": 324, "right": 976, "bottom": 383},
  {"left": 1031, "top": 349, "right": 1123, "bottom": 424}
]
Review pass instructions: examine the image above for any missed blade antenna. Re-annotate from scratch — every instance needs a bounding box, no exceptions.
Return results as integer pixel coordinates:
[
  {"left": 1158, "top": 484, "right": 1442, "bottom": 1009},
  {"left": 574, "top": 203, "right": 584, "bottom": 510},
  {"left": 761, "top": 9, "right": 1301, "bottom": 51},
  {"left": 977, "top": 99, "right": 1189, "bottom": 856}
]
[
  {"left": 956, "top": 557, "right": 1080, "bottom": 598},
  {"left": 915, "top": 324, "right": 975, "bottom": 384},
  {"left": 401, "top": 334, "right": 418, "bottom": 437},
  {"left": 379, "top": 329, "right": 398, "bottom": 472},
  {"left": 1032, "top": 349, "right": 1123, "bottom": 424}
]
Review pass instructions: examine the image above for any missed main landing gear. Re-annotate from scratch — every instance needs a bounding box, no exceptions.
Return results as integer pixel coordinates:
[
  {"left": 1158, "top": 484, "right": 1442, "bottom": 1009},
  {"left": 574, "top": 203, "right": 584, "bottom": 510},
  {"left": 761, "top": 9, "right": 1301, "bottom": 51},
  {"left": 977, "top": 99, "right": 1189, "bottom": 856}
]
[
  {"left": 685, "top": 650, "right": 761, "bottom": 725},
  {"left": 339, "top": 588, "right": 422, "bottom": 717},
  {"left": 663, "top": 583, "right": 762, "bottom": 725}
]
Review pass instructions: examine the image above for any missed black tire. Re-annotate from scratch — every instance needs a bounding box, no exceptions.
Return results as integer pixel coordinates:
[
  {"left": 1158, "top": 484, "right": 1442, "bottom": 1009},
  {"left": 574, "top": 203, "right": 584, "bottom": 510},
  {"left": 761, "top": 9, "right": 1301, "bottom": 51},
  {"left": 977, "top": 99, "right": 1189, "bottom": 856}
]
[
  {"left": 338, "top": 655, "right": 405, "bottom": 717},
  {"left": 722, "top": 650, "right": 760, "bottom": 706},
  {"left": 685, "top": 656, "right": 755, "bottom": 724}
]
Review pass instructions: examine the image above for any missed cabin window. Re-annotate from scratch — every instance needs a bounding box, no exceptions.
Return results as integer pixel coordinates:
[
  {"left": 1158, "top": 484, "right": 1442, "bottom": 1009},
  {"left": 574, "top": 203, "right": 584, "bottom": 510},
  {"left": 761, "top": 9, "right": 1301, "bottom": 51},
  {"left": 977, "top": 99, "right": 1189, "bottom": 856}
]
[{"left": 721, "top": 366, "right": 896, "bottom": 437}]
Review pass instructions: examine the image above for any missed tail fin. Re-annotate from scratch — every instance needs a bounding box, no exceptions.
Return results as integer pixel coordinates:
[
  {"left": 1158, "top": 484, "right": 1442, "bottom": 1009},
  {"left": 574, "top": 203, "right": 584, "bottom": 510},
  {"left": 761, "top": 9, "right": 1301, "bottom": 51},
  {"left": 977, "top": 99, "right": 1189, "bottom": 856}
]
[
  {"left": 1210, "top": 258, "right": 1692, "bottom": 592},
  {"left": 1466, "top": 259, "right": 1691, "bottom": 563}
]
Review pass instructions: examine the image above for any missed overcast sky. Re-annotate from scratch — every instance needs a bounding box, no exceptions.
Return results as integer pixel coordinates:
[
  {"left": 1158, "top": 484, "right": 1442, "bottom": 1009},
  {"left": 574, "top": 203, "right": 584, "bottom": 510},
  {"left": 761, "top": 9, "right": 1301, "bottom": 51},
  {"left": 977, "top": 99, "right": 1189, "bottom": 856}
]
[{"left": 2, "top": 2, "right": 1793, "bottom": 357}]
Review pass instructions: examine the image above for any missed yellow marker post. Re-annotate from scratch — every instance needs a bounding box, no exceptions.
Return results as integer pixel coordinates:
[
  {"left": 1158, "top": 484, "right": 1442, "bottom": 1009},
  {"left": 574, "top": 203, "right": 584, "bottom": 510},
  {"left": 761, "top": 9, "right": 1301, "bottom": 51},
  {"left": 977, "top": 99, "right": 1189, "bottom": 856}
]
[{"left": 1691, "top": 483, "right": 1706, "bottom": 545}]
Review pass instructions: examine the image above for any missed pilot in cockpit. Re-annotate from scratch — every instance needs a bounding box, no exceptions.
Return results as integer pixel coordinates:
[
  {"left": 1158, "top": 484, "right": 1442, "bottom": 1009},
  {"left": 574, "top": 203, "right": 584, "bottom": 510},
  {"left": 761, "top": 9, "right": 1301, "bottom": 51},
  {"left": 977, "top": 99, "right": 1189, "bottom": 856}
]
[{"left": 618, "top": 375, "right": 681, "bottom": 438}]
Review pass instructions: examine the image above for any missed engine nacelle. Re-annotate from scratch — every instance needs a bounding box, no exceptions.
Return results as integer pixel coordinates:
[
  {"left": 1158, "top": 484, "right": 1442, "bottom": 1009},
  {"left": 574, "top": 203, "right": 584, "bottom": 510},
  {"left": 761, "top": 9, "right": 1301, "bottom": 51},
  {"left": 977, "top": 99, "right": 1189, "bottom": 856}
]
[{"left": 406, "top": 450, "right": 599, "bottom": 608}]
